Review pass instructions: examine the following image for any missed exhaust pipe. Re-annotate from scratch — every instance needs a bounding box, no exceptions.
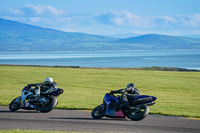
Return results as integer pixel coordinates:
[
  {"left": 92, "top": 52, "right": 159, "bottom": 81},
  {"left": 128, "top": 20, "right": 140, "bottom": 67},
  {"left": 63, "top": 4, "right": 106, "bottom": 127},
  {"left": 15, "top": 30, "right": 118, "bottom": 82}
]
[
  {"left": 134, "top": 97, "right": 152, "bottom": 103},
  {"left": 146, "top": 101, "right": 155, "bottom": 106}
]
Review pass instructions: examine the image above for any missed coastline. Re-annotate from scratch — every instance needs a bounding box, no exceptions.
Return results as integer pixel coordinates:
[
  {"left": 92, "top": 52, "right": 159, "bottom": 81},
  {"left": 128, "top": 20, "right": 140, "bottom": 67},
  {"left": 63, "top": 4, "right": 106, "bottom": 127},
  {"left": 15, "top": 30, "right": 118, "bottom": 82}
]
[{"left": 0, "top": 64, "right": 199, "bottom": 72}]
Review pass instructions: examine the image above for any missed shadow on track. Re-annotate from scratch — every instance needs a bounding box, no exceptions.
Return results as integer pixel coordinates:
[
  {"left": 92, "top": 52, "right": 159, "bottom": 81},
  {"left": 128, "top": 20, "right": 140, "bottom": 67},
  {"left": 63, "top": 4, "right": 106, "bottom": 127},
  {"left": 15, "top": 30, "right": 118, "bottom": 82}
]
[
  {"left": 0, "top": 110, "right": 38, "bottom": 113},
  {"left": 48, "top": 117, "right": 130, "bottom": 121}
]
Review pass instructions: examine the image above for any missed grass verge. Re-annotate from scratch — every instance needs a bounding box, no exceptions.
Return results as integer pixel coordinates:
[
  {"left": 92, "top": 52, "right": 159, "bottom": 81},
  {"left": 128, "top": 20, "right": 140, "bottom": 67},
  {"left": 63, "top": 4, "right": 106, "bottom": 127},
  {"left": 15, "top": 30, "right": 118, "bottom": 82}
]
[{"left": 0, "top": 65, "right": 200, "bottom": 118}]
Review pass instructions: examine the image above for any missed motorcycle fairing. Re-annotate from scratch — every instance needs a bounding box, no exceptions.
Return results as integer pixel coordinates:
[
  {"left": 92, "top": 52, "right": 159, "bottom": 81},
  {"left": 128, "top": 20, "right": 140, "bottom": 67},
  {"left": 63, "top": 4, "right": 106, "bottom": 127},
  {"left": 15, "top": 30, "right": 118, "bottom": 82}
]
[
  {"left": 42, "top": 88, "right": 64, "bottom": 97},
  {"left": 135, "top": 95, "right": 156, "bottom": 100},
  {"left": 134, "top": 95, "right": 157, "bottom": 105},
  {"left": 20, "top": 87, "right": 36, "bottom": 109},
  {"left": 114, "top": 111, "right": 126, "bottom": 118},
  {"left": 20, "top": 101, "right": 36, "bottom": 109},
  {"left": 104, "top": 93, "right": 125, "bottom": 118}
]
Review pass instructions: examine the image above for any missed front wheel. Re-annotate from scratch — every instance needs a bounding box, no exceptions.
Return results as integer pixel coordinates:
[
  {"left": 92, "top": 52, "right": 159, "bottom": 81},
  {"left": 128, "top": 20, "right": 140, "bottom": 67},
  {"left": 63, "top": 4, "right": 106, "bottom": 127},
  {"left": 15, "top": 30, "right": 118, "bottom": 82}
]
[
  {"left": 9, "top": 96, "right": 21, "bottom": 111},
  {"left": 38, "top": 96, "right": 57, "bottom": 113},
  {"left": 127, "top": 104, "right": 149, "bottom": 121},
  {"left": 91, "top": 104, "right": 106, "bottom": 119}
]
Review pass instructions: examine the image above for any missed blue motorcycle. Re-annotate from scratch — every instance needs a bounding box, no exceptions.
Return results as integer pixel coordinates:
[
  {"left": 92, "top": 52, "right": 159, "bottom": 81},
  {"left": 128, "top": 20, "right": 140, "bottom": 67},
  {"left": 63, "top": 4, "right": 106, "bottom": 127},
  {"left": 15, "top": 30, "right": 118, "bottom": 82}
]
[
  {"left": 91, "top": 92, "right": 157, "bottom": 121},
  {"left": 9, "top": 85, "right": 64, "bottom": 113}
]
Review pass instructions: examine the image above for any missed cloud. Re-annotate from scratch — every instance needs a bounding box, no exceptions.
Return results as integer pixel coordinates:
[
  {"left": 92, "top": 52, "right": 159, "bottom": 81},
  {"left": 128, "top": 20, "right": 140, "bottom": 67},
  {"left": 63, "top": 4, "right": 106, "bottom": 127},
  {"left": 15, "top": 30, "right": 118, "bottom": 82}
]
[
  {"left": 5, "top": 8, "right": 25, "bottom": 16},
  {"left": 95, "top": 11, "right": 200, "bottom": 30},
  {"left": 0, "top": 4, "right": 71, "bottom": 30},
  {"left": 94, "top": 10, "right": 145, "bottom": 27},
  {"left": 110, "top": 10, "right": 145, "bottom": 27},
  {"left": 0, "top": 5, "right": 200, "bottom": 36},
  {"left": 94, "top": 12, "right": 114, "bottom": 25},
  {"left": 175, "top": 14, "right": 200, "bottom": 28},
  {"left": 0, "top": 4, "right": 66, "bottom": 17},
  {"left": 23, "top": 4, "right": 65, "bottom": 16}
]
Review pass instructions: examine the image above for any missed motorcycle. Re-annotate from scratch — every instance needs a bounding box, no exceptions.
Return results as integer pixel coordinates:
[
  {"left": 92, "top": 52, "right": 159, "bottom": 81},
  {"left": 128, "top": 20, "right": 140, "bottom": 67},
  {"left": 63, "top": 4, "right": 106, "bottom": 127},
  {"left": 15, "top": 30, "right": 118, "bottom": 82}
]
[
  {"left": 91, "top": 92, "right": 157, "bottom": 121},
  {"left": 9, "top": 85, "right": 64, "bottom": 113}
]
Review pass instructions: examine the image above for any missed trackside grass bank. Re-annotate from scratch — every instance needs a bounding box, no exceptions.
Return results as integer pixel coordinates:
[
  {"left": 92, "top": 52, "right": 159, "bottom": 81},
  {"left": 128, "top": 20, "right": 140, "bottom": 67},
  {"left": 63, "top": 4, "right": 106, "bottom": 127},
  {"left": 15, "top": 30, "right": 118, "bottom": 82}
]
[{"left": 0, "top": 65, "right": 200, "bottom": 118}]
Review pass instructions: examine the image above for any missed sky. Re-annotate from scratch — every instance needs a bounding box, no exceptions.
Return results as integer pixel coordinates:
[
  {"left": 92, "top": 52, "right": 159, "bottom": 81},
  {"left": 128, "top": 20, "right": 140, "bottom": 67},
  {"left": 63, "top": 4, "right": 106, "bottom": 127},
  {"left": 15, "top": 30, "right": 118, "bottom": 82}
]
[{"left": 0, "top": 0, "right": 200, "bottom": 37}]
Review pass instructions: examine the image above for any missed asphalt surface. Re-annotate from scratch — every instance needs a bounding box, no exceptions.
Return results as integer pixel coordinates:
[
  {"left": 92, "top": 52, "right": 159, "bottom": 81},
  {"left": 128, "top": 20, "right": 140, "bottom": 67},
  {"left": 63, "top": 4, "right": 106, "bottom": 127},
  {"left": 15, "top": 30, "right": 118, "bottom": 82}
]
[{"left": 0, "top": 106, "right": 200, "bottom": 133}]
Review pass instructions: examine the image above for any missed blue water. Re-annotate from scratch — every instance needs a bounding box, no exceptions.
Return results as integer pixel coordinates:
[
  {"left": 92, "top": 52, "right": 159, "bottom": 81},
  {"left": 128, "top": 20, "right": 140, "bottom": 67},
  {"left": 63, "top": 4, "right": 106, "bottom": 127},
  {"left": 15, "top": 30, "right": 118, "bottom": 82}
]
[{"left": 0, "top": 50, "right": 200, "bottom": 70}]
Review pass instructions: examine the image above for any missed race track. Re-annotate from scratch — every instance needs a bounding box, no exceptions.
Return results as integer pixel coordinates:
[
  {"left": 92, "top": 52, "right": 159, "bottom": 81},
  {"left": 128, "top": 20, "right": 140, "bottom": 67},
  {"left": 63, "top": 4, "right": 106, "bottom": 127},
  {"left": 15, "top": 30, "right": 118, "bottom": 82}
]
[{"left": 0, "top": 106, "right": 199, "bottom": 133}]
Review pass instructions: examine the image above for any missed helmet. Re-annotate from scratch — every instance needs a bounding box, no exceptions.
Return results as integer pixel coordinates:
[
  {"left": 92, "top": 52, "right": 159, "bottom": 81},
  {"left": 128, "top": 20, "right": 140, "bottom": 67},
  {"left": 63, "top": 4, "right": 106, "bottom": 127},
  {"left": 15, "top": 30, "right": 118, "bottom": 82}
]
[
  {"left": 126, "top": 83, "right": 135, "bottom": 92},
  {"left": 44, "top": 77, "right": 53, "bottom": 83}
]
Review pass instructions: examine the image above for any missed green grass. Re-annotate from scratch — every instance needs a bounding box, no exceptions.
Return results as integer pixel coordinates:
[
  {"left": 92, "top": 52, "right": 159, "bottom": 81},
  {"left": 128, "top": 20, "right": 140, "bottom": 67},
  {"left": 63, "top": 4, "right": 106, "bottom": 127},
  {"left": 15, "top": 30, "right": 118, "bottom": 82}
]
[
  {"left": 0, "top": 129, "right": 88, "bottom": 133},
  {"left": 0, "top": 65, "right": 200, "bottom": 118}
]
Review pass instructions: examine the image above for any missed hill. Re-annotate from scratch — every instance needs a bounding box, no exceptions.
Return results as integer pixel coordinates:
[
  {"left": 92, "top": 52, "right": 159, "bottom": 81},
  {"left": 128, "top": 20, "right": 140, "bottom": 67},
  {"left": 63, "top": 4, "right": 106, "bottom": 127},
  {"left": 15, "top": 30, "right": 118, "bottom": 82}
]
[
  {"left": 117, "top": 34, "right": 200, "bottom": 50},
  {"left": 0, "top": 18, "right": 116, "bottom": 52},
  {"left": 0, "top": 18, "right": 200, "bottom": 52}
]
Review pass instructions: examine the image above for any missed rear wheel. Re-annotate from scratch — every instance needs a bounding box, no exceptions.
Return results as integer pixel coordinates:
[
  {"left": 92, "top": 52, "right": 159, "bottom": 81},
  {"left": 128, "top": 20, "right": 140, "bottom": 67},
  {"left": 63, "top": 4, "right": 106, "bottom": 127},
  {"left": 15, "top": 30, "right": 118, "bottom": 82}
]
[
  {"left": 38, "top": 96, "right": 57, "bottom": 113},
  {"left": 9, "top": 97, "right": 21, "bottom": 111},
  {"left": 127, "top": 104, "right": 149, "bottom": 121},
  {"left": 91, "top": 104, "right": 106, "bottom": 119}
]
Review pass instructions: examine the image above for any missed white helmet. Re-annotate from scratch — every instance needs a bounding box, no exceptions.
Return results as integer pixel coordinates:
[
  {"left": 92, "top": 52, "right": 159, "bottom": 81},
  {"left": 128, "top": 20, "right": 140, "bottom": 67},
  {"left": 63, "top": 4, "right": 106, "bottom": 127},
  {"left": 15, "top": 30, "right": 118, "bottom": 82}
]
[{"left": 44, "top": 77, "right": 53, "bottom": 83}]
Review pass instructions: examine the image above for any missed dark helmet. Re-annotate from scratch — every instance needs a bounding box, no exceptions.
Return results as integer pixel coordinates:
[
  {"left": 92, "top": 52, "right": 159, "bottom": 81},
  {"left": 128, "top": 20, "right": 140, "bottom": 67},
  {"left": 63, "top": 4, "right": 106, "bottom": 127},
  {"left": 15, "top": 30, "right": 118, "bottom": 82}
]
[{"left": 126, "top": 83, "right": 135, "bottom": 92}]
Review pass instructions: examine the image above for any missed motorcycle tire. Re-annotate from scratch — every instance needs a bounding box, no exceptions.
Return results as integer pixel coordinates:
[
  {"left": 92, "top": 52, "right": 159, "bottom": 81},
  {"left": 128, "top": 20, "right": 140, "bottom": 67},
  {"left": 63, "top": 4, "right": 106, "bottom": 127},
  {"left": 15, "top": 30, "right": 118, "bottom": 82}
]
[
  {"left": 9, "top": 96, "right": 21, "bottom": 111},
  {"left": 91, "top": 104, "right": 105, "bottom": 119},
  {"left": 127, "top": 104, "right": 149, "bottom": 121},
  {"left": 38, "top": 96, "right": 57, "bottom": 113}
]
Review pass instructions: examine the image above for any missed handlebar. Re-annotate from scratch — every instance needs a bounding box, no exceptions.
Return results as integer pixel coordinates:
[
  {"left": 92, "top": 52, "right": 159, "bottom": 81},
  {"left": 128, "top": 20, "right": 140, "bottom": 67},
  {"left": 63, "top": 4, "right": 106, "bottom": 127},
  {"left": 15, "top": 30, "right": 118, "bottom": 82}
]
[
  {"left": 27, "top": 83, "right": 41, "bottom": 88},
  {"left": 110, "top": 89, "right": 125, "bottom": 94},
  {"left": 27, "top": 82, "right": 51, "bottom": 88}
]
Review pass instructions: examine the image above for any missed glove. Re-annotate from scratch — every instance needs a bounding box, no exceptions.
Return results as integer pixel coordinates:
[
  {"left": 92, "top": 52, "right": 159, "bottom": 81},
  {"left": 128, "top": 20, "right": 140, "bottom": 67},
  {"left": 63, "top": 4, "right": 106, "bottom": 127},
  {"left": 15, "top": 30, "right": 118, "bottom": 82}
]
[
  {"left": 110, "top": 91, "right": 114, "bottom": 95},
  {"left": 121, "top": 89, "right": 125, "bottom": 93},
  {"left": 27, "top": 84, "right": 31, "bottom": 89}
]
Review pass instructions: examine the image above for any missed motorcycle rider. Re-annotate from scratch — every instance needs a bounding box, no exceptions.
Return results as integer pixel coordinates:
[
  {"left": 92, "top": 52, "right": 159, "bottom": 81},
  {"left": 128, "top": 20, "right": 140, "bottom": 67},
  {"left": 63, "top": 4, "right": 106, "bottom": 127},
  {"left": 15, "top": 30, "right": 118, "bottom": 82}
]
[
  {"left": 105, "top": 83, "right": 140, "bottom": 116},
  {"left": 27, "top": 77, "right": 58, "bottom": 100}
]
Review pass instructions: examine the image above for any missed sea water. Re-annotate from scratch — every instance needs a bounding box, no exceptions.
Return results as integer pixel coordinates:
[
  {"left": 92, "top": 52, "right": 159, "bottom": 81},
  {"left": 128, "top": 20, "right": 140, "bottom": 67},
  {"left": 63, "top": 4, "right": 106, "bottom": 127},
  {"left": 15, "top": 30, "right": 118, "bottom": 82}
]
[{"left": 0, "top": 50, "right": 200, "bottom": 70}]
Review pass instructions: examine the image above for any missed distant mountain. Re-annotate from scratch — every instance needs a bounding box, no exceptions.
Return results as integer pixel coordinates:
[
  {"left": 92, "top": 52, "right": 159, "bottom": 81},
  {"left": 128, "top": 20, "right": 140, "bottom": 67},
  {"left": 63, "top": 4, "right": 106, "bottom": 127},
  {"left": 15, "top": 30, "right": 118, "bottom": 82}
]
[
  {"left": 0, "top": 18, "right": 200, "bottom": 52},
  {"left": 109, "top": 33, "right": 140, "bottom": 39},
  {"left": 0, "top": 18, "right": 117, "bottom": 52},
  {"left": 185, "top": 35, "right": 200, "bottom": 38},
  {"left": 117, "top": 34, "right": 200, "bottom": 50}
]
